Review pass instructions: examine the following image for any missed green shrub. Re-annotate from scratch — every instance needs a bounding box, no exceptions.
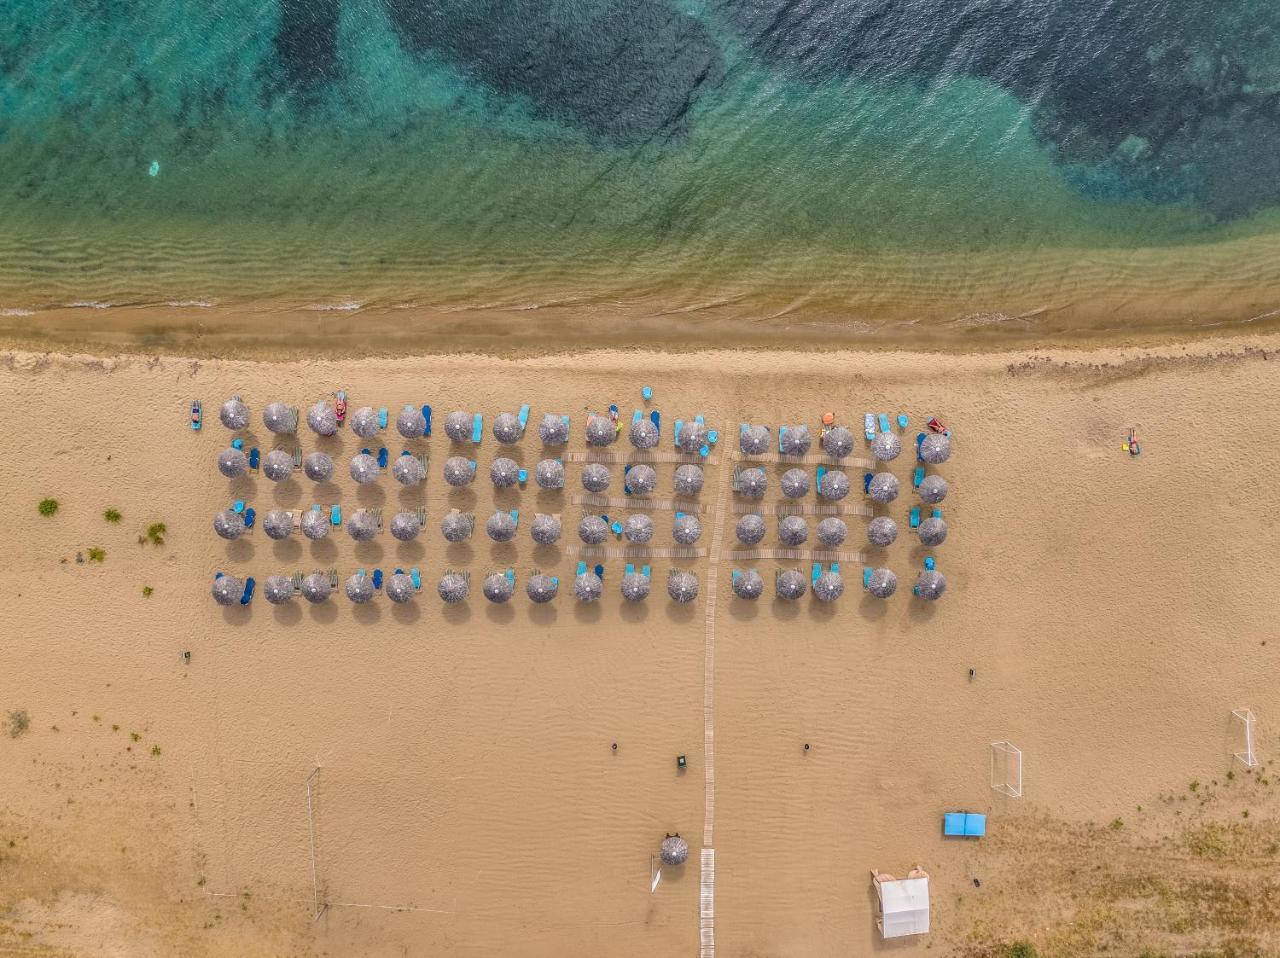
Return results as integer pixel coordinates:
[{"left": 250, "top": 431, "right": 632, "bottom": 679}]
[
  {"left": 7, "top": 709, "right": 30, "bottom": 738},
  {"left": 103, "top": 508, "right": 121, "bottom": 523},
  {"left": 144, "top": 522, "right": 166, "bottom": 546},
  {"left": 142, "top": 586, "right": 154, "bottom": 598},
  {"left": 38, "top": 498, "right": 59, "bottom": 517},
  {"left": 1005, "top": 943, "right": 1039, "bottom": 958},
  {"left": 87, "top": 547, "right": 106, "bottom": 563}
]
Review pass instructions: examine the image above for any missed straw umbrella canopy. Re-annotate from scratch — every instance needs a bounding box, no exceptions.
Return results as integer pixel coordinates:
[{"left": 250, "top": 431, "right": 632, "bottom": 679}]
[
  {"left": 441, "top": 511, "right": 473, "bottom": 542},
  {"left": 581, "top": 463, "right": 611, "bottom": 493},
  {"left": 301, "top": 509, "right": 329, "bottom": 539},
  {"left": 867, "top": 516, "right": 898, "bottom": 547},
  {"left": 624, "top": 513, "right": 654, "bottom": 544},
  {"left": 814, "top": 570, "right": 845, "bottom": 602},
  {"left": 738, "top": 468, "right": 767, "bottom": 499},
  {"left": 574, "top": 571, "right": 603, "bottom": 602},
  {"left": 389, "top": 511, "right": 422, "bottom": 542},
  {"left": 531, "top": 513, "right": 561, "bottom": 545},
  {"left": 780, "top": 469, "right": 809, "bottom": 499},
  {"left": 780, "top": 424, "right": 811, "bottom": 456},
  {"left": 349, "top": 406, "right": 379, "bottom": 439},
  {"left": 490, "top": 457, "right": 520, "bottom": 488},
  {"left": 345, "top": 572, "right": 376, "bottom": 603},
  {"left": 219, "top": 396, "right": 249, "bottom": 430},
  {"left": 629, "top": 418, "right": 658, "bottom": 449},
  {"left": 672, "top": 513, "right": 702, "bottom": 545},
  {"left": 578, "top": 515, "right": 609, "bottom": 544},
  {"left": 732, "top": 569, "right": 765, "bottom": 600},
  {"left": 301, "top": 573, "right": 331, "bottom": 603},
  {"left": 539, "top": 413, "right": 568, "bottom": 445},
  {"left": 444, "top": 411, "right": 472, "bottom": 442},
  {"left": 263, "top": 449, "right": 294, "bottom": 482},
  {"left": 213, "top": 509, "right": 245, "bottom": 540},
  {"left": 920, "top": 433, "right": 952, "bottom": 464},
  {"left": 918, "top": 516, "right": 948, "bottom": 546},
  {"left": 486, "top": 511, "right": 517, "bottom": 542},
  {"left": 304, "top": 451, "right": 334, "bottom": 482},
  {"left": 263, "top": 510, "right": 294, "bottom": 540},
  {"left": 483, "top": 572, "right": 515, "bottom": 603},
  {"left": 442, "top": 456, "right": 475, "bottom": 487},
  {"left": 817, "top": 517, "right": 848, "bottom": 546},
  {"left": 350, "top": 453, "right": 380, "bottom": 484},
  {"left": 620, "top": 570, "right": 650, "bottom": 601},
  {"left": 821, "top": 426, "right": 854, "bottom": 458},
  {"left": 527, "top": 573, "right": 558, "bottom": 603},
  {"left": 660, "top": 835, "right": 690, "bottom": 866},
  {"left": 387, "top": 572, "right": 416, "bottom": 603},
  {"left": 211, "top": 574, "right": 242, "bottom": 606},
  {"left": 776, "top": 568, "right": 807, "bottom": 599},
  {"left": 778, "top": 515, "right": 808, "bottom": 546},
  {"left": 625, "top": 463, "right": 657, "bottom": 495},
  {"left": 392, "top": 453, "right": 425, "bottom": 486},
  {"left": 218, "top": 448, "right": 248, "bottom": 478},
  {"left": 740, "top": 424, "right": 770, "bottom": 455},
  {"left": 492, "top": 412, "right": 521, "bottom": 444},
  {"left": 438, "top": 573, "right": 470, "bottom": 603},
  {"left": 915, "top": 569, "right": 947, "bottom": 600},
  {"left": 392, "top": 406, "right": 423, "bottom": 439},
  {"left": 673, "top": 464, "right": 704, "bottom": 496},
  {"left": 667, "top": 570, "right": 699, "bottom": 603},
  {"left": 264, "top": 575, "right": 295, "bottom": 605},
  {"left": 677, "top": 420, "right": 706, "bottom": 454},
  {"left": 348, "top": 509, "right": 379, "bottom": 541},
  {"left": 535, "top": 459, "right": 565, "bottom": 489},
  {"left": 307, "top": 400, "right": 338, "bottom": 436},
  {"left": 918, "top": 474, "right": 949, "bottom": 504},
  {"left": 736, "top": 513, "right": 766, "bottom": 546},
  {"left": 868, "top": 472, "right": 899, "bottom": 503},
  {"left": 818, "top": 470, "right": 850, "bottom": 501},
  {"left": 871, "top": 431, "right": 902, "bottom": 462},
  {"left": 263, "top": 401, "right": 296, "bottom": 434},
  {"left": 867, "top": 567, "right": 898, "bottom": 598},
  {"left": 586, "top": 415, "right": 616, "bottom": 446}
]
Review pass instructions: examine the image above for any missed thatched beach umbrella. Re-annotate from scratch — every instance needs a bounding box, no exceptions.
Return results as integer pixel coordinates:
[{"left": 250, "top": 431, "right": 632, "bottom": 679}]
[
  {"left": 263, "top": 510, "right": 294, "bottom": 540},
  {"left": 393, "top": 453, "right": 426, "bottom": 486},
  {"left": 578, "top": 515, "right": 608, "bottom": 544},
  {"left": 307, "top": 400, "right": 338, "bottom": 437},
  {"left": 822, "top": 426, "right": 854, "bottom": 459},
  {"left": 586, "top": 415, "right": 616, "bottom": 446},
  {"left": 304, "top": 451, "right": 334, "bottom": 482},
  {"left": 673, "top": 465, "right": 704, "bottom": 496},
  {"left": 347, "top": 509, "right": 379, "bottom": 541},
  {"left": 263, "top": 448, "right": 294, "bottom": 482},
  {"left": 814, "top": 570, "right": 845, "bottom": 602},
  {"left": 629, "top": 418, "right": 658, "bottom": 449},
  {"left": 780, "top": 424, "right": 811, "bottom": 456},
  {"left": 625, "top": 463, "right": 657, "bottom": 495},
  {"left": 301, "top": 572, "right": 331, "bottom": 604},
  {"left": 667, "top": 570, "right": 699, "bottom": 603},
  {"left": 350, "top": 406, "right": 379, "bottom": 439},
  {"left": 438, "top": 573, "right": 470, "bottom": 603},
  {"left": 301, "top": 509, "right": 329, "bottom": 540},
  {"left": 389, "top": 511, "right": 422, "bottom": 542},
  {"left": 483, "top": 572, "right": 515, "bottom": 603},
  {"left": 780, "top": 469, "right": 809, "bottom": 499},
  {"left": 918, "top": 474, "right": 949, "bottom": 504},
  {"left": 213, "top": 509, "right": 245, "bottom": 540},
  {"left": 386, "top": 572, "right": 416, "bottom": 603},
  {"left": 527, "top": 573, "right": 558, "bottom": 603},
  {"left": 574, "top": 571, "right": 603, "bottom": 602},
  {"left": 442, "top": 456, "right": 474, "bottom": 487},
  {"left": 776, "top": 568, "right": 807, "bottom": 599},
  {"left": 677, "top": 420, "right": 706, "bottom": 454},
  {"left": 672, "top": 513, "right": 702, "bottom": 545},
  {"left": 778, "top": 515, "right": 808, "bottom": 546},
  {"left": 211, "top": 574, "right": 242, "bottom": 606},
  {"left": 264, "top": 575, "right": 295, "bottom": 605},
  {"left": 817, "top": 517, "right": 848, "bottom": 546},
  {"left": 350, "top": 452, "right": 380, "bottom": 484},
  {"left": 486, "top": 511, "right": 517, "bottom": 542},
  {"left": 867, "top": 568, "right": 897, "bottom": 598},
  {"left": 732, "top": 569, "right": 765, "bottom": 600},
  {"left": 818, "top": 470, "right": 850, "bottom": 501},
  {"left": 441, "top": 511, "right": 473, "bottom": 542},
  {"left": 736, "top": 513, "right": 766, "bottom": 546},
  {"left": 915, "top": 569, "right": 947, "bottom": 600},
  {"left": 539, "top": 413, "right": 568, "bottom": 445},
  {"left": 581, "top": 463, "right": 611, "bottom": 493},
  {"left": 219, "top": 396, "right": 249, "bottom": 430},
  {"left": 535, "top": 459, "right": 565, "bottom": 489},
  {"left": 395, "top": 405, "right": 425, "bottom": 439},
  {"left": 492, "top": 412, "right": 521, "bottom": 444},
  {"left": 345, "top": 572, "right": 376, "bottom": 604},
  {"left": 218, "top": 448, "right": 248, "bottom": 478},
  {"left": 263, "top": 401, "right": 296, "bottom": 434},
  {"left": 871, "top": 431, "right": 902, "bottom": 462},
  {"left": 444, "top": 411, "right": 472, "bottom": 442},
  {"left": 531, "top": 513, "right": 561, "bottom": 545},
  {"left": 920, "top": 433, "right": 952, "bottom": 464},
  {"left": 738, "top": 468, "right": 767, "bottom": 499},
  {"left": 868, "top": 472, "right": 899, "bottom": 503},
  {"left": 867, "top": 516, "right": 898, "bottom": 547},
  {"left": 620, "top": 569, "right": 650, "bottom": 602},
  {"left": 490, "top": 457, "right": 520, "bottom": 488},
  {"left": 660, "top": 835, "right": 690, "bottom": 866},
  {"left": 624, "top": 513, "right": 654, "bottom": 544},
  {"left": 740, "top": 424, "right": 770, "bottom": 456},
  {"left": 918, "top": 516, "right": 948, "bottom": 546}
]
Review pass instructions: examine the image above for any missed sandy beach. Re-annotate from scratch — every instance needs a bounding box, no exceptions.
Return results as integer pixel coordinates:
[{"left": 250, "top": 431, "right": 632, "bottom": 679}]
[{"left": 1, "top": 334, "right": 1278, "bottom": 957}]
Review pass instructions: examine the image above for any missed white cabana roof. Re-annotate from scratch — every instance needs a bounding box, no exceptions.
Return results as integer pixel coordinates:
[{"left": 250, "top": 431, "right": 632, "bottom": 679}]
[{"left": 876, "top": 876, "right": 930, "bottom": 938}]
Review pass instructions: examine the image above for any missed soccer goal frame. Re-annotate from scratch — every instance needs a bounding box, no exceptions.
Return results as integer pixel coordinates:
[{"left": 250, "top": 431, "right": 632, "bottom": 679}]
[
  {"left": 1232, "top": 709, "right": 1260, "bottom": 769},
  {"left": 990, "top": 741, "right": 1023, "bottom": 797}
]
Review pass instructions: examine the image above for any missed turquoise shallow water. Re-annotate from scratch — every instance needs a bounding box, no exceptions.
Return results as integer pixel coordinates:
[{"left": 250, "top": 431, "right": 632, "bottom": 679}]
[{"left": 4, "top": 0, "right": 1280, "bottom": 332}]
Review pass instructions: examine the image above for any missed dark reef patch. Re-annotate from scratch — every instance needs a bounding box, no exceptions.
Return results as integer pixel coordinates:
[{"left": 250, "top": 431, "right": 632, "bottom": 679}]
[{"left": 274, "top": 0, "right": 343, "bottom": 94}]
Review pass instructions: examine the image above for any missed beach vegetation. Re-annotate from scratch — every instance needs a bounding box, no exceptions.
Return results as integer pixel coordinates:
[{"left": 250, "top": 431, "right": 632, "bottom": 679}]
[
  {"left": 1188, "top": 780, "right": 1200, "bottom": 792},
  {"left": 150, "top": 744, "right": 161, "bottom": 756},
  {"left": 1110, "top": 818, "right": 1124, "bottom": 830},
  {"left": 143, "top": 522, "right": 167, "bottom": 546},
  {"left": 87, "top": 547, "right": 106, "bottom": 562},
  {"left": 142, "top": 586, "right": 154, "bottom": 597},
  {"left": 38, "top": 498, "right": 59, "bottom": 517},
  {"left": 7, "top": 709, "right": 30, "bottom": 738},
  {"left": 104, "top": 508, "right": 121, "bottom": 523},
  {"left": 1004, "top": 943, "right": 1039, "bottom": 958},
  {"left": 130, "top": 732, "right": 140, "bottom": 742}
]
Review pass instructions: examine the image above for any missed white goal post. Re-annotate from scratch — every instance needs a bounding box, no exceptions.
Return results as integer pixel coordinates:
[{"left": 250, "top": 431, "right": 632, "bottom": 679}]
[
  {"left": 1232, "top": 709, "right": 1259, "bottom": 769},
  {"left": 990, "top": 741, "right": 1023, "bottom": 797}
]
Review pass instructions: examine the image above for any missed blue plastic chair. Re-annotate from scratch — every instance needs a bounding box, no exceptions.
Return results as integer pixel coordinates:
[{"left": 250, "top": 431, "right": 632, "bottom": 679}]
[
  {"left": 897, "top": 414, "right": 909, "bottom": 429},
  {"left": 924, "top": 556, "right": 936, "bottom": 571},
  {"left": 642, "top": 386, "right": 653, "bottom": 401},
  {"left": 243, "top": 508, "right": 256, "bottom": 528},
  {"left": 232, "top": 500, "right": 245, "bottom": 513},
  {"left": 231, "top": 438, "right": 244, "bottom": 450}
]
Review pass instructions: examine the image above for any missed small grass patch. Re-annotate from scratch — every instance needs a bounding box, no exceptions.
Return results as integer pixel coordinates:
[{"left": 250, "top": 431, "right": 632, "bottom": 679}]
[
  {"left": 103, "top": 508, "right": 121, "bottom": 523},
  {"left": 86, "top": 547, "right": 106, "bottom": 563},
  {"left": 1110, "top": 818, "right": 1125, "bottom": 830},
  {"left": 1005, "top": 943, "right": 1040, "bottom": 958},
  {"left": 142, "top": 522, "right": 167, "bottom": 546},
  {"left": 142, "top": 586, "right": 154, "bottom": 598},
  {"left": 150, "top": 745, "right": 161, "bottom": 757},
  {"left": 37, "top": 499, "right": 59, "bottom": 517},
  {"left": 7, "top": 709, "right": 30, "bottom": 738}
]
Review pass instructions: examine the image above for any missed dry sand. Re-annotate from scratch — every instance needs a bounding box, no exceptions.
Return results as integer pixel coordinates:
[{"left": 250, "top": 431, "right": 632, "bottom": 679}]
[{"left": 0, "top": 334, "right": 1278, "bottom": 957}]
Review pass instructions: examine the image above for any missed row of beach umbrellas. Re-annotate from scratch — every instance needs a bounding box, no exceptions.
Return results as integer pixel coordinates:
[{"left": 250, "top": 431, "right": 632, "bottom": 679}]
[
  {"left": 731, "top": 513, "right": 946, "bottom": 548},
  {"left": 729, "top": 566, "right": 945, "bottom": 601}
]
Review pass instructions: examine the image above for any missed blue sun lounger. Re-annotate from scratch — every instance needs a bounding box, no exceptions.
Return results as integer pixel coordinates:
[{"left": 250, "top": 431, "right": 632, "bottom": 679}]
[
  {"left": 932, "top": 507, "right": 942, "bottom": 519},
  {"left": 410, "top": 567, "right": 422, "bottom": 591},
  {"left": 916, "top": 432, "right": 926, "bottom": 459},
  {"left": 240, "top": 577, "right": 255, "bottom": 604},
  {"left": 778, "top": 425, "right": 788, "bottom": 453},
  {"left": 913, "top": 466, "right": 925, "bottom": 488},
  {"left": 378, "top": 407, "right": 388, "bottom": 430},
  {"left": 817, "top": 466, "right": 827, "bottom": 493},
  {"left": 505, "top": 569, "right": 515, "bottom": 587},
  {"left": 248, "top": 447, "right": 260, "bottom": 470},
  {"left": 650, "top": 410, "right": 660, "bottom": 434},
  {"left": 594, "top": 563, "right": 604, "bottom": 580},
  {"left": 674, "top": 419, "right": 684, "bottom": 450},
  {"left": 862, "top": 567, "right": 873, "bottom": 589},
  {"left": 518, "top": 468, "right": 528, "bottom": 487},
  {"left": 812, "top": 562, "right": 822, "bottom": 585},
  {"left": 576, "top": 561, "right": 587, "bottom": 576},
  {"left": 944, "top": 812, "right": 986, "bottom": 837},
  {"left": 909, "top": 507, "right": 921, "bottom": 529},
  {"left": 878, "top": 414, "right": 891, "bottom": 434},
  {"left": 864, "top": 413, "right": 876, "bottom": 441},
  {"left": 642, "top": 565, "right": 651, "bottom": 578},
  {"left": 509, "top": 509, "right": 519, "bottom": 529},
  {"left": 472, "top": 413, "right": 483, "bottom": 444},
  {"left": 422, "top": 405, "right": 432, "bottom": 436},
  {"left": 863, "top": 472, "right": 873, "bottom": 494},
  {"left": 633, "top": 409, "right": 642, "bottom": 424},
  {"left": 626, "top": 563, "right": 635, "bottom": 576},
  {"left": 372, "top": 569, "right": 383, "bottom": 589},
  {"left": 623, "top": 464, "right": 632, "bottom": 496},
  {"left": 562, "top": 414, "right": 571, "bottom": 437},
  {"left": 377, "top": 447, "right": 389, "bottom": 469},
  {"left": 331, "top": 504, "right": 342, "bottom": 526},
  {"left": 517, "top": 404, "right": 529, "bottom": 434},
  {"left": 243, "top": 508, "right": 256, "bottom": 528}
]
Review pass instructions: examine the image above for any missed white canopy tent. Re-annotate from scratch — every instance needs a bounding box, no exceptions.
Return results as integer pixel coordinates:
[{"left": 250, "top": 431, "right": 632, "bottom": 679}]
[{"left": 875, "top": 876, "right": 930, "bottom": 938}]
